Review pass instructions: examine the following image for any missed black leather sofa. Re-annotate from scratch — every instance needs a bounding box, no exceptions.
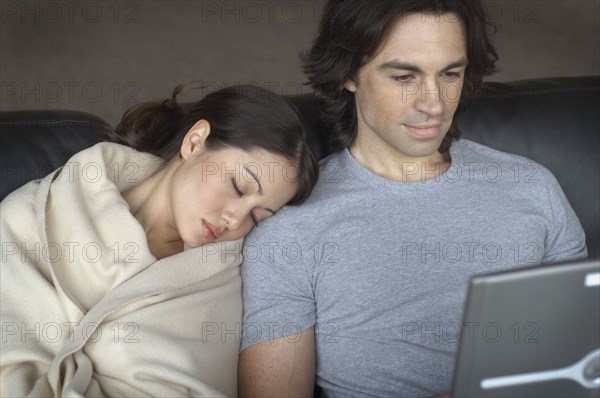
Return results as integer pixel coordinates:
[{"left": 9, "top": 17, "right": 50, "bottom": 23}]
[{"left": 1, "top": 76, "right": 599, "bottom": 258}]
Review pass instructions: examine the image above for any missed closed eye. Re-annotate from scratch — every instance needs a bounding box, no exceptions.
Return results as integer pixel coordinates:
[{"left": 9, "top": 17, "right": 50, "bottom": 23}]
[
  {"left": 231, "top": 177, "right": 259, "bottom": 226},
  {"left": 231, "top": 177, "right": 243, "bottom": 197}
]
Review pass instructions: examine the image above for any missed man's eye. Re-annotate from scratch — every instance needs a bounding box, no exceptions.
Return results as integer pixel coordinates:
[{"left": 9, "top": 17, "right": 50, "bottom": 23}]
[
  {"left": 392, "top": 75, "right": 413, "bottom": 83},
  {"left": 443, "top": 72, "right": 461, "bottom": 80},
  {"left": 231, "top": 178, "right": 243, "bottom": 197}
]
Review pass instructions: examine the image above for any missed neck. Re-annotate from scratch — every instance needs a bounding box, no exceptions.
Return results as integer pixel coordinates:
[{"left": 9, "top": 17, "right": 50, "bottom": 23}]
[
  {"left": 348, "top": 138, "right": 450, "bottom": 183},
  {"left": 122, "top": 161, "right": 183, "bottom": 259}
]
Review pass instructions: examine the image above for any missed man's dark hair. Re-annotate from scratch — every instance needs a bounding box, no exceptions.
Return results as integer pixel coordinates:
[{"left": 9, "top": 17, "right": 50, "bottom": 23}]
[{"left": 303, "top": 0, "right": 498, "bottom": 152}]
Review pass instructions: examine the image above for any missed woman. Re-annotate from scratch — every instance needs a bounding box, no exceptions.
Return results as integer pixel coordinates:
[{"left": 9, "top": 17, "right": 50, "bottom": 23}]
[{"left": 0, "top": 84, "right": 318, "bottom": 397}]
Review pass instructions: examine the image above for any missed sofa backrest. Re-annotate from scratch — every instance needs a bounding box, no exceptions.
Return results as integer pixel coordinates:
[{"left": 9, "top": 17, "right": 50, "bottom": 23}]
[
  {"left": 0, "top": 110, "right": 109, "bottom": 199},
  {"left": 1, "top": 77, "right": 598, "bottom": 257}
]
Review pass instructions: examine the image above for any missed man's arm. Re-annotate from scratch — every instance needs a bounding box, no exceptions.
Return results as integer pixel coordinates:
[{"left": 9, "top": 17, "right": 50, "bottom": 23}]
[
  {"left": 539, "top": 167, "right": 587, "bottom": 262},
  {"left": 238, "top": 328, "right": 315, "bottom": 397}
]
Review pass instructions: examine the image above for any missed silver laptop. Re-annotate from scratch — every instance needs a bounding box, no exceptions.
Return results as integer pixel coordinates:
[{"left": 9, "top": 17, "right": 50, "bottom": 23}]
[{"left": 452, "top": 259, "right": 600, "bottom": 397}]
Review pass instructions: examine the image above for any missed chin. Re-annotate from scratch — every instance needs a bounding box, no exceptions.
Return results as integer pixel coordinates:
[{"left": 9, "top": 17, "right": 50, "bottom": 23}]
[
  {"left": 398, "top": 144, "right": 442, "bottom": 159},
  {"left": 183, "top": 236, "right": 205, "bottom": 249}
]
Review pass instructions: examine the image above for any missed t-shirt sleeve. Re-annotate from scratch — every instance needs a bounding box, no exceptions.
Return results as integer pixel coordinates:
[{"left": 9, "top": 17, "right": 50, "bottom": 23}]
[
  {"left": 540, "top": 168, "right": 588, "bottom": 262},
  {"left": 240, "top": 210, "right": 316, "bottom": 351}
]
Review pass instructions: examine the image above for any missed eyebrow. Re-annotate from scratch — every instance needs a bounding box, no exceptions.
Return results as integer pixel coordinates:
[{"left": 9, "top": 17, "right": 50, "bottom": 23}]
[
  {"left": 377, "top": 58, "right": 469, "bottom": 73},
  {"left": 243, "top": 165, "right": 276, "bottom": 215}
]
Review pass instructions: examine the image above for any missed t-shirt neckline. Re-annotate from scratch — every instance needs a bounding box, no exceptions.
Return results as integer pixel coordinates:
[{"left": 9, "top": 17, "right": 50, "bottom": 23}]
[{"left": 339, "top": 140, "right": 465, "bottom": 190}]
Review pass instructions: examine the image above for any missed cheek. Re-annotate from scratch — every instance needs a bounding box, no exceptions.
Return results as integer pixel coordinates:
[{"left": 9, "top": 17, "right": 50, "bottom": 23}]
[
  {"left": 368, "top": 82, "right": 408, "bottom": 118},
  {"left": 196, "top": 173, "right": 230, "bottom": 206},
  {"left": 279, "top": 181, "right": 302, "bottom": 205},
  {"left": 225, "top": 224, "right": 254, "bottom": 241},
  {"left": 366, "top": 97, "right": 403, "bottom": 129},
  {"left": 175, "top": 181, "right": 218, "bottom": 226},
  {"left": 356, "top": 86, "right": 391, "bottom": 126},
  {"left": 441, "top": 82, "right": 463, "bottom": 111}
]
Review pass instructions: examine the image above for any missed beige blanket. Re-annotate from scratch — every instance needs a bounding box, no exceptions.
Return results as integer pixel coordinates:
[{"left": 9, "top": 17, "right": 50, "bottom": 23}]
[{"left": 1, "top": 143, "right": 243, "bottom": 397}]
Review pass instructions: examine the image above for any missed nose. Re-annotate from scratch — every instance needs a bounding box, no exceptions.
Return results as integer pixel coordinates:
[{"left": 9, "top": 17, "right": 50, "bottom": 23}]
[
  {"left": 220, "top": 204, "right": 250, "bottom": 231},
  {"left": 414, "top": 78, "right": 444, "bottom": 117}
]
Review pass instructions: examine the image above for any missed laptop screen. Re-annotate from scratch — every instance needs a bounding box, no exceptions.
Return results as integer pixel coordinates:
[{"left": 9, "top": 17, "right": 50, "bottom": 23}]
[{"left": 452, "top": 259, "right": 600, "bottom": 397}]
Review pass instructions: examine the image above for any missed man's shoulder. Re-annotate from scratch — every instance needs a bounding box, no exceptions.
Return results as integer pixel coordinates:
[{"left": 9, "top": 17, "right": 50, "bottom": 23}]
[
  {"left": 300, "top": 150, "right": 356, "bottom": 203},
  {"left": 456, "top": 139, "right": 555, "bottom": 180},
  {"left": 456, "top": 139, "right": 533, "bottom": 164},
  {"left": 245, "top": 151, "right": 355, "bottom": 242}
]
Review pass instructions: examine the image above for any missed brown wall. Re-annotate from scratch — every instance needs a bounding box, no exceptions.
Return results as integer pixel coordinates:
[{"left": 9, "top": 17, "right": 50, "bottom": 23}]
[{"left": 1, "top": 0, "right": 598, "bottom": 125}]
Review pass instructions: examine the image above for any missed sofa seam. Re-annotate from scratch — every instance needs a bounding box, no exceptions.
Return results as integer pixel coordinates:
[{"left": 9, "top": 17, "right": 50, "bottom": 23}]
[{"left": 477, "top": 87, "right": 599, "bottom": 100}]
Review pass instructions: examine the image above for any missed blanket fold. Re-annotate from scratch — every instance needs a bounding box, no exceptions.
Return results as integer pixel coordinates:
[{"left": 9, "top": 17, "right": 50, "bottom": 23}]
[{"left": 1, "top": 143, "right": 243, "bottom": 397}]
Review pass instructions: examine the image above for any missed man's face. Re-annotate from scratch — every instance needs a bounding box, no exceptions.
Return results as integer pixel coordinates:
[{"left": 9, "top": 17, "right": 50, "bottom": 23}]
[{"left": 345, "top": 12, "right": 468, "bottom": 163}]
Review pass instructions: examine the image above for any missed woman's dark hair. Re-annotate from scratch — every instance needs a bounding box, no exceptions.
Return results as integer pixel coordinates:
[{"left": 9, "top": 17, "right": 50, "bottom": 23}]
[
  {"left": 303, "top": 0, "right": 498, "bottom": 152},
  {"left": 103, "top": 84, "right": 318, "bottom": 205}
]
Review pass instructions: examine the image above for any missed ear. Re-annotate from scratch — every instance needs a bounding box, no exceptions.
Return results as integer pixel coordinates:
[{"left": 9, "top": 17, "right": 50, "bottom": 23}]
[
  {"left": 180, "top": 119, "right": 211, "bottom": 160},
  {"left": 344, "top": 77, "right": 357, "bottom": 93}
]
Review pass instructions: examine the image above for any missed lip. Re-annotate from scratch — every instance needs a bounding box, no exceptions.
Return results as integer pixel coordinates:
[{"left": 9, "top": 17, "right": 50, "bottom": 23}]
[
  {"left": 202, "top": 220, "right": 220, "bottom": 243},
  {"left": 404, "top": 124, "right": 442, "bottom": 139}
]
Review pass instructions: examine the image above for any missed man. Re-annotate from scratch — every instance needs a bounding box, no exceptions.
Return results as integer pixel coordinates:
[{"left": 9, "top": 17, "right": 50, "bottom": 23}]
[{"left": 238, "top": 1, "right": 587, "bottom": 396}]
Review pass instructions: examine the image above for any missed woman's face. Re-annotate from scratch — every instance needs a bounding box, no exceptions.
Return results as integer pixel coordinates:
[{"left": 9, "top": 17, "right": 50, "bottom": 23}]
[{"left": 170, "top": 121, "right": 299, "bottom": 247}]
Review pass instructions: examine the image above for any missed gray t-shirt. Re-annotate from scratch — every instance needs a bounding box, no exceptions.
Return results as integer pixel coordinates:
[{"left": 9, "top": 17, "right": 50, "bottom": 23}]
[{"left": 240, "top": 139, "right": 587, "bottom": 397}]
